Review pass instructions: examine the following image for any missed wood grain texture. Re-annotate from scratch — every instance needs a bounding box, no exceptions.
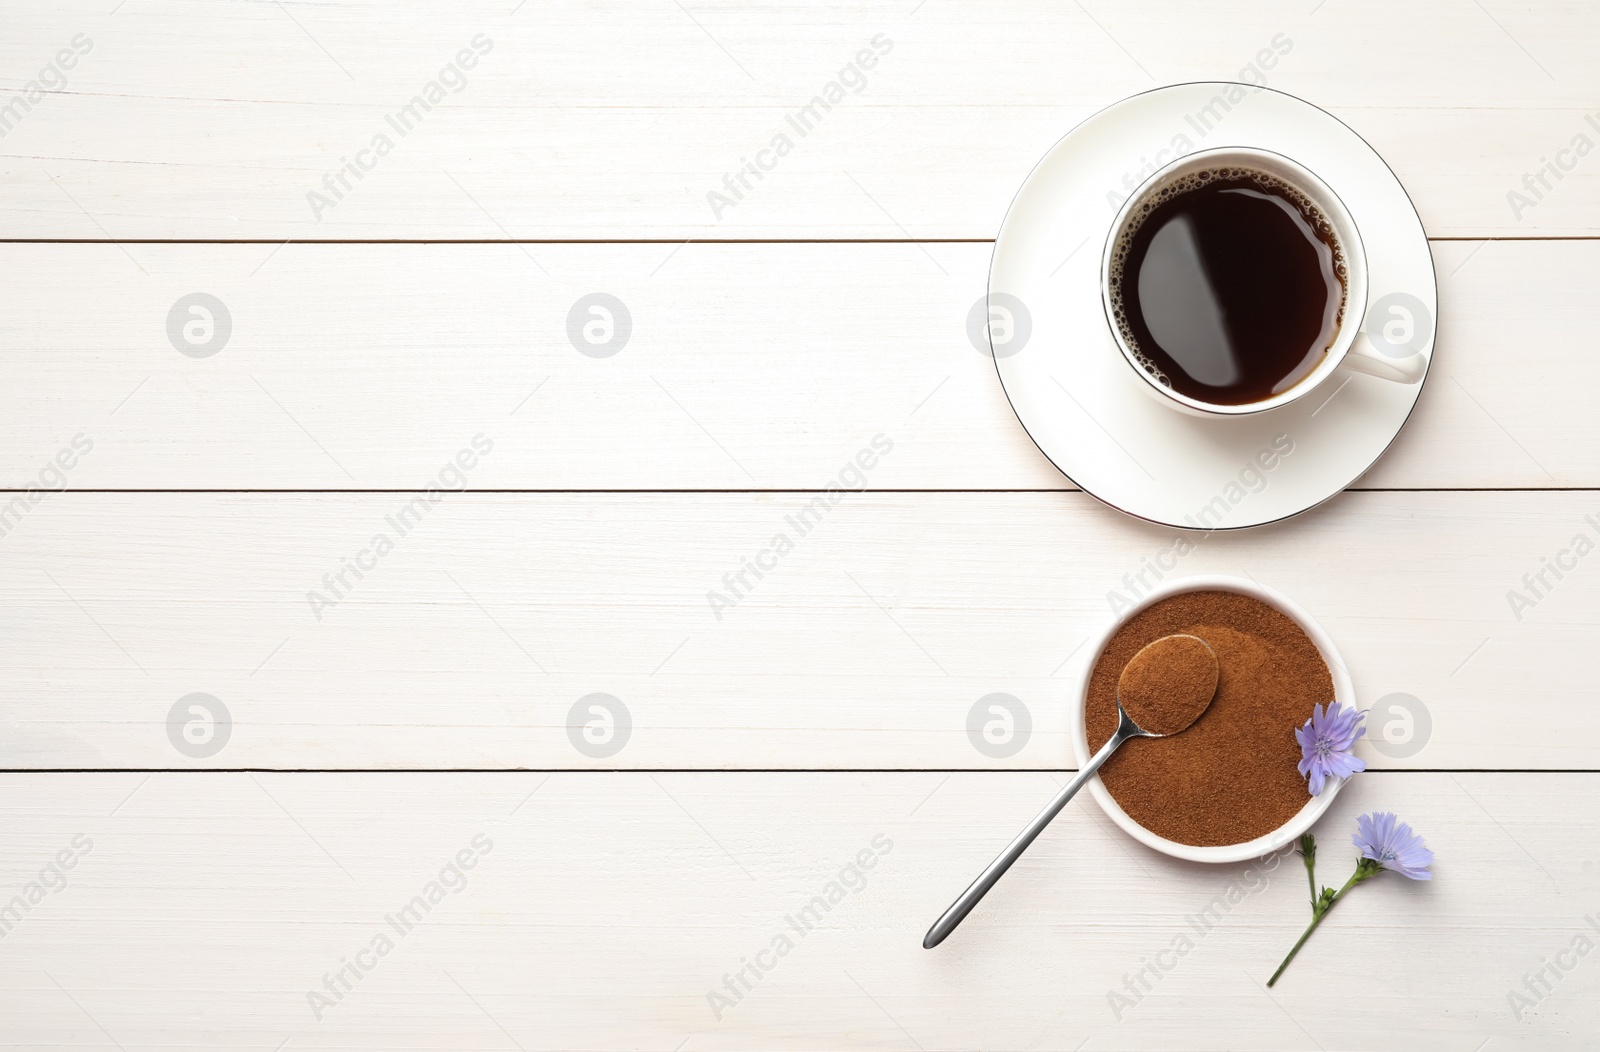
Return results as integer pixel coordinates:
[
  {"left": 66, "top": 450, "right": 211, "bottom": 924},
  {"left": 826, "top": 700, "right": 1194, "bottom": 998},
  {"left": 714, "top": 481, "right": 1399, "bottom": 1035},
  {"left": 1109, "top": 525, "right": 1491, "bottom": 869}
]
[
  {"left": 0, "top": 772, "right": 1585, "bottom": 1049},
  {"left": 0, "top": 239, "right": 1588, "bottom": 489},
  {"left": 4, "top": 2, "right": 1597, "bottom": 1046},
  {"left": 1, "top": 1, "right": 1597, "bottom": 238},
  {"left": 4, "top": 490, "right": 1594, "bottom": 770}
]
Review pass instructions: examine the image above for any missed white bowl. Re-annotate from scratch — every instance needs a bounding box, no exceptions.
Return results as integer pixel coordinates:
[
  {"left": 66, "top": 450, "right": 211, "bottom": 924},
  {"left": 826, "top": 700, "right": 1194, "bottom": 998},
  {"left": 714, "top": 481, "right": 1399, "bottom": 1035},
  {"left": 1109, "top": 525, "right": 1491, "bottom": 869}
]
[{"left": 1067, "top": 574, "right": 1352, "bottom": 863}]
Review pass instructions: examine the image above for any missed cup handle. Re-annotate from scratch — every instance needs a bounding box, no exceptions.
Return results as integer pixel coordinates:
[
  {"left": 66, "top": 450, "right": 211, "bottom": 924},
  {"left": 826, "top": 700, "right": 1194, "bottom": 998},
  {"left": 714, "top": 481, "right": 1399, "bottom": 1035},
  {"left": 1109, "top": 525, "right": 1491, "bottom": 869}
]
[{"left": 1342, "top": 330, "right": 1427, "bottom": 384}]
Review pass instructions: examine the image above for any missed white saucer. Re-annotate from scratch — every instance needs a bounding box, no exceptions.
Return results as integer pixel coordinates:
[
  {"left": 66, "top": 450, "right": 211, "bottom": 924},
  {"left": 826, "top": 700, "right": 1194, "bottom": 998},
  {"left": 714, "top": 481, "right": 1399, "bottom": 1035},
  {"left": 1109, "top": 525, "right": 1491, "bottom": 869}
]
[{"left": 990, "top": 83, "right": 1436, "bottom": 529}]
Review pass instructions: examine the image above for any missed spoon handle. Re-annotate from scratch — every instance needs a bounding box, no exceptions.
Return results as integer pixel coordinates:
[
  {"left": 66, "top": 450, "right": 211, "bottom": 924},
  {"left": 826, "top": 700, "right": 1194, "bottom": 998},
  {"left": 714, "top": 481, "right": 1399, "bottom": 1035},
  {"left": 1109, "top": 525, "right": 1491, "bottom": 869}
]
[{"left": 922, "top": 715, "right": 1141, "bottom": 949}]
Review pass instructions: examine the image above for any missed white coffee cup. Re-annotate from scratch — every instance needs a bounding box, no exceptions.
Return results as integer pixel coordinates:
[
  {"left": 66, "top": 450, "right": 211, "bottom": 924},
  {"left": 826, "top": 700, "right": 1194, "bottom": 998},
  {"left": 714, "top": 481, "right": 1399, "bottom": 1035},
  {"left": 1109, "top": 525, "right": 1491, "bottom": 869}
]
[{"left": 1100, "top": 147, "right": 1425, "bottom": 417}]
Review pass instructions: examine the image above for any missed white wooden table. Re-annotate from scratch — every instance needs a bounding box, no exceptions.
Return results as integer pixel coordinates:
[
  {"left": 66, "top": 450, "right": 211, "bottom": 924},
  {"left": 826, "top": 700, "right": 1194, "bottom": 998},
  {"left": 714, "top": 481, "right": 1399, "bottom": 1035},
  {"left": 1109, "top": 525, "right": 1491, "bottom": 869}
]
[{"left": 2, "top": 2, "right": 1596, "bottom": 1048}]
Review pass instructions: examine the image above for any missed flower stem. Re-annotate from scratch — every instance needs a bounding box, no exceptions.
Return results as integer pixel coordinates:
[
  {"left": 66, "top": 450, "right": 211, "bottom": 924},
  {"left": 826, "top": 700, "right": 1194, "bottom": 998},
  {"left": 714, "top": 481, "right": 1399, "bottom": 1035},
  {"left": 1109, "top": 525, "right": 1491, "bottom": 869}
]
[
  {"left": 1266, "top": 867, "right": 1368, "bottom": 987},
  {"left": 1297, "top": 834, "right": 1317, "bottom": 912}
]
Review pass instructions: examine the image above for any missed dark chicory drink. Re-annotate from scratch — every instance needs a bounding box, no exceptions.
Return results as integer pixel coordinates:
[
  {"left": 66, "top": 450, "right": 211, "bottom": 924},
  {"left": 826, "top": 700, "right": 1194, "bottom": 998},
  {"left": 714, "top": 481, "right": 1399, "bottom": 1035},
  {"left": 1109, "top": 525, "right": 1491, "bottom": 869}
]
[{"left": 1108, "top": 168, "right": 1347, "bottom": 406}]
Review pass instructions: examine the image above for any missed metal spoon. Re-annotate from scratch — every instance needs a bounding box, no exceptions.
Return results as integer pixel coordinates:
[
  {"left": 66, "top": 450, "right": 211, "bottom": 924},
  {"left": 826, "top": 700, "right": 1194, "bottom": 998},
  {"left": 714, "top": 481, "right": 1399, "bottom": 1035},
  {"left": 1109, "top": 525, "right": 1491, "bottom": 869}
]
[{"left": 922, "top": 633, "right": 1219, "bottom": 949}]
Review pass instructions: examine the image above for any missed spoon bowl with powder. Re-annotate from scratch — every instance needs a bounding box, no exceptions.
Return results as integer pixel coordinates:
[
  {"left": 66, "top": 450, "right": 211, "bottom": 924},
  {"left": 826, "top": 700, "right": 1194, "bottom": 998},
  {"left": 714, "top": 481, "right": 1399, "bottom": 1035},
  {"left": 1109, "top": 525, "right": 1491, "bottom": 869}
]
[{"left": 923, "top": 634, "right": 1219, "bottom": 949}]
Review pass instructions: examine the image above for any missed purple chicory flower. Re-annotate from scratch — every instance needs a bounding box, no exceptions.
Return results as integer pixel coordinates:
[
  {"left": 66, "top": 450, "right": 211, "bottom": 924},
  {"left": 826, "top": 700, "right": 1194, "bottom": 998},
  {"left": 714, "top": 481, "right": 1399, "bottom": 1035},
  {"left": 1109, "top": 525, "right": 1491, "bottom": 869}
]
[
  {"left": 1295, "top": 702, "right": 1367, "bottom": 796},
  {"left": 1353, "top": 811, "right": 1434, "bottom": 881},
  {"left": 1268, "top": 814, "right": 1434, "bottom": 986}
]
